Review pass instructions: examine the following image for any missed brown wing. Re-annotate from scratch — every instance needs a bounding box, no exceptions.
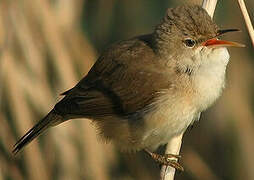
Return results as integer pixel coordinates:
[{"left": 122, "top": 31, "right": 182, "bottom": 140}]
[{"left": 54, "top": 34, "right": 171, "bottom": 118}]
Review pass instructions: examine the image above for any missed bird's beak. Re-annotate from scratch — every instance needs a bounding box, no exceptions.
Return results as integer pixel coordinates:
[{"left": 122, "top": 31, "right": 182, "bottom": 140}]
[
  {"left": 203, "top": 38, "right": 245, "bottom": 48},
  {"left": 203, "top": 29, "right": 245, "bottom": 48}
]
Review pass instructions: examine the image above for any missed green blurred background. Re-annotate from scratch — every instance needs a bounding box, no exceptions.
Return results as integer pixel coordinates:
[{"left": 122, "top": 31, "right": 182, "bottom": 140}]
[{"left": 0, "top": 0, "right": 254, "bottom": 179}]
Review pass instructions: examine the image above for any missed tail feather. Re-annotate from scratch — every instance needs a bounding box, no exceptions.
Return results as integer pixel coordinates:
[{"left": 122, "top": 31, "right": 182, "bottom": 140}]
[{"left": 13, "top": 110, "right": 62, "bottom": 154}]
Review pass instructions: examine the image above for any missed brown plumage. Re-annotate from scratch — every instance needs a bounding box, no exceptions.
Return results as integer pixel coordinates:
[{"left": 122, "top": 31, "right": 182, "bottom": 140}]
[
  {"left": 13, "top": 33, "right": 173, "bottom": 153},
  {"left": 13, "top": 5, "right": 241, "bottom": 160}
]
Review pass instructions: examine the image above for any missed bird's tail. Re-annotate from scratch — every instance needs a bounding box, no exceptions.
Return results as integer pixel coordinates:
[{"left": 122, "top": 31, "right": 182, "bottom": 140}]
[{"left": 12, "top": 109, "right": 63, "bottom": 154}]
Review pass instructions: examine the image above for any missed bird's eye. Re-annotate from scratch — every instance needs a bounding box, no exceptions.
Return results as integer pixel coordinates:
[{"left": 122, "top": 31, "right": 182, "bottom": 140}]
[{"left": 184, "top": 38, "right": 196, "bottom": 48}]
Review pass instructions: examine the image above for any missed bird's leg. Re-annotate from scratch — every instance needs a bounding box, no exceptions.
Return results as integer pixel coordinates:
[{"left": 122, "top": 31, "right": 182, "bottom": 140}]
[{"left": 144, "top": 149, "right": 184, "bottom": 171}]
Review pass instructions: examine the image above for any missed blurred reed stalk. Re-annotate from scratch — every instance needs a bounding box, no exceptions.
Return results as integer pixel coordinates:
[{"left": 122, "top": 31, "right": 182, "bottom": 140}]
[
  {"left": 1, "top": 0, "right": 111, "bottom": 179},
  {"left": 237, "top": 0, "right": 254, "bottom": 46}
]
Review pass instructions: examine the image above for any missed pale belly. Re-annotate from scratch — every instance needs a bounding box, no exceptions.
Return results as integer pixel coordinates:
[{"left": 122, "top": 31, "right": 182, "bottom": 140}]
[
  {"left": 99, "top": 94, "right": 198, "bottom": 152},
  {"left": 140, "top": 93, "right": 198, "bottom": 151}
]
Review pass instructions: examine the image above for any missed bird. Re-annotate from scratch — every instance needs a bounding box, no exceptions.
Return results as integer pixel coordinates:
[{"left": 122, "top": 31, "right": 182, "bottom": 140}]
[{"left": 13, "top": 5, "right": 244, "bottom": 170}]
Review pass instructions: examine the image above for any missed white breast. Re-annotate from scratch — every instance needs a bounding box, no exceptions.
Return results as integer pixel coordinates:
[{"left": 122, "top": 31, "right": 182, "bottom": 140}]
[{"left": 192, "top": 47, "right": 229, "bottom": 111}]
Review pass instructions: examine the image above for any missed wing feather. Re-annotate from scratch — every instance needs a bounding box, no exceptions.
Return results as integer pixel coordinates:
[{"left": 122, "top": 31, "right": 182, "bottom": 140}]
[{"left": 54, "top": 35, "right": 171, "bottom": 118}]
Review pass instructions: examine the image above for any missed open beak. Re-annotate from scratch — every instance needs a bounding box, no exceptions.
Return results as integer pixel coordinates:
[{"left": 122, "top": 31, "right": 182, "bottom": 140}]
[
  {"left": 203, "top": 29, "right": 245, "bottom": 48},
  {"left": 203, "top": 38, "right": 245, "bottom": 48}
]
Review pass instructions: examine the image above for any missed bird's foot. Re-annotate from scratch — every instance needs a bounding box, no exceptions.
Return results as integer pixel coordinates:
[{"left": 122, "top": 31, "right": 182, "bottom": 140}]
[{"left": 144, "top": 149, "right": 184, "bottom": 171}]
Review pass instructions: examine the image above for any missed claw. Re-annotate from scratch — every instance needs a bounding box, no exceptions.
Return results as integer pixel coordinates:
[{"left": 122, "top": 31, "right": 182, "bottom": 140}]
[
  {"left": 144, "top": 149, "right": 184, "bottom": 171},
  {"left": 165, "top": 153, "right": 182, "bottom": 159},
  {"left": 167, "top": 160, "right": 184, "bottom": 171}
]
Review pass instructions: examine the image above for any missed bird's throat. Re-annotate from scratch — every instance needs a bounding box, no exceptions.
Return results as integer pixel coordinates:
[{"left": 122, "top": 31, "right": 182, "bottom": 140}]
[{"left": 191, "top": 47, "right": 230, "bottom": 111}]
